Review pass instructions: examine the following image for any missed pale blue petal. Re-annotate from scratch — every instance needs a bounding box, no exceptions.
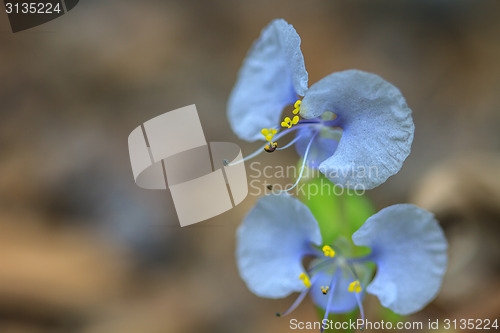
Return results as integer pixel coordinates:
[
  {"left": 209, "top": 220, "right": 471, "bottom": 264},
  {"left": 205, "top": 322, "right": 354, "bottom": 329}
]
[
  {"left": 309, "top": 268, "right": 358, "bottom": 313},
  {"left": 295, "top": 126, "right": 339, "bottom": 169},
  {"left": 300, "top": 70, "right": 414, "bottom": 189},
  {"left": 228, "top": 19, "right": 309, "bottom": 141},
  {"left": 236, "top": 194, "right": 322, "bottom": 298},
  {"left": 352, "top": 204, "right": 448, "bottom": 315}
]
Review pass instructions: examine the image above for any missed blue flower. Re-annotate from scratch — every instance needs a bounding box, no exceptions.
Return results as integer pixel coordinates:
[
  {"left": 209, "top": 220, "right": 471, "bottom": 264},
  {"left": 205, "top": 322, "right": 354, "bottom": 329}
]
[
  {"left": 228, "top": 19, "right": 414, "bottom": 190},
  {"left": 236, "top": 194, "right": 447, "bottom": 330}
]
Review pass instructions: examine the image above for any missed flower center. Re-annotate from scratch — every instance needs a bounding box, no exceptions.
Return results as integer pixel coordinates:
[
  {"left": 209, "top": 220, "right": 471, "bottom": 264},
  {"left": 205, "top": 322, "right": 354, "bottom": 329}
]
[
  {"left": 229, "top": 100, "right": 343, "bottom": 193},
  {"left": 276, "top": 244, "right": 367, "bottom": 331}
]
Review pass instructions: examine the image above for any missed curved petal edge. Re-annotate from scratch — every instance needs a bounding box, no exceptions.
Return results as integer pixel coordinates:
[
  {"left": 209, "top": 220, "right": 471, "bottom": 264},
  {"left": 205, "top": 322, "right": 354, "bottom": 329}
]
[
  {"left": 228, "top": 19, "right": 308, "bottom": 141},
  {"left": 301, "top": 70, "right": 414, "bottom": 189},
  {"left": 352, "top": 204, "right": 448, "bottom": 315},
  {"left": 236, "top": 194, "right": 321, "bottom": 298}
]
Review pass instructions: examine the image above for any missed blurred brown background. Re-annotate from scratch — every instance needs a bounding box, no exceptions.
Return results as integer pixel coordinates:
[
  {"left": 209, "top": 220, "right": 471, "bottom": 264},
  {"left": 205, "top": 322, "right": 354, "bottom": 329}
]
[{"left": 0, "top": 0, "right": 499, "bottom": 332}]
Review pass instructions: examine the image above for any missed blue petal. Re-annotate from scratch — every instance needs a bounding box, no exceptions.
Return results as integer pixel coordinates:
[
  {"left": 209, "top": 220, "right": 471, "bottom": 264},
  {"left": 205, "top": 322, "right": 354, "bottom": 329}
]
[
  {"left": 309, "top": 267, "right": 358, "bottom": 313},
  {"left": 228, "top": 19, "right": 309, "bottom": 141},
  {"left": 295, "top": 125, "right": 340, "bottom": 169},
  {"left": 236, "top": 194, "right": 322, "bottom": 298},
  {"left": 352, "top": 204, "right": 448, "bottom": 315},
  {"left": 300, "top": 70, "right": 414, "bottom": 189}
]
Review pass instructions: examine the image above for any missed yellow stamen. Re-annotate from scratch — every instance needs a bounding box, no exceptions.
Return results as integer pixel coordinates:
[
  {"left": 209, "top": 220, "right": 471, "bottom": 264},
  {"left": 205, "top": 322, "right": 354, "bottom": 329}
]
[
  {"left": 322, "top": 245, "right": 335, "bottom": 258},
  {"left": 261, "top": 128, "right": 278, "bottom": 143},
  {"left": 281, "top": 117, "right": 293, "bottom": 129},
  {"left": 321, "top": 286, "right": 329, "bottom": 295},
  {"left": 292, "top": 116, "right": 299, "bottom": 125},
  {"left": 293, "top": 100, "right": 301, "bottom": 114},
  {"left": 348, "top": 280, "right": 362, "bottom": 293},
  {"left": 299, "top": 273, "right": 311, "bottom": 288}
]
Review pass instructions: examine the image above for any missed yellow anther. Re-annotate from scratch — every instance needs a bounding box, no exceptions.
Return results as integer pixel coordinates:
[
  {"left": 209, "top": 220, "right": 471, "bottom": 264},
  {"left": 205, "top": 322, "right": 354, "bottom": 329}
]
[
  {"left": 321, "top": 286, "right": 329, "bottom": 295},
  {"left": 348, "top": 280, "right": 362, "bottom": 293},
  {"left": 261, "top": 128, "right": 278, "bottom": 142},
  {"left": 322, "top": 245, "right": 335, "bottom": 258},
  {"left": 292, "top": 116, "right": 299, "bottom": 125},
  {"left": 281, "top": 117, "right": 292, "bottom": 129},
  {"left": 293, "top": 100, "right": 301, "bottom": 114},
  {"left": 299, "top": 273, "right": 311, "bottom": 288}
]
